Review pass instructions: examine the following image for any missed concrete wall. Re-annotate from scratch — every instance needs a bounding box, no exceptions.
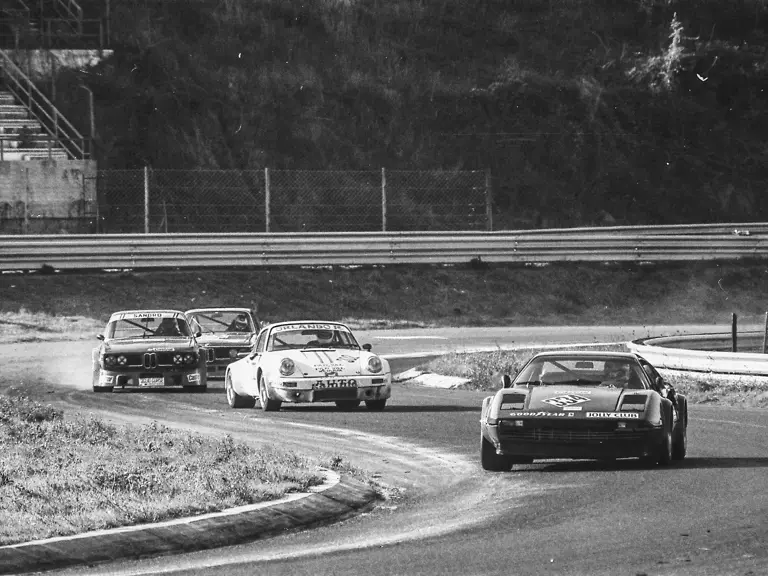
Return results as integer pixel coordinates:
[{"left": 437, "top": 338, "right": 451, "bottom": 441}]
[{"left": 0, "top": 159, "right": 97, "bottom": 233}]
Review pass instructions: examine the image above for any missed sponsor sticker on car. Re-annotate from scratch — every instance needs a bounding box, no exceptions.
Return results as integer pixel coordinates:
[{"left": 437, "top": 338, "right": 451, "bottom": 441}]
[
  {"left": 517, "top": 411, "right": 575, "bottom": 418},
  {"left": 273, "top": 323, "right": 351, "bottom": 333},
  {"left": 585, "top": 412, "right": 641, "bottom": 419},
  {"left": 139, "top": 377, "right": 164, "bottom": 387},
  {"left": 542, "top": 394, "right": 590, "bottom": 409}
]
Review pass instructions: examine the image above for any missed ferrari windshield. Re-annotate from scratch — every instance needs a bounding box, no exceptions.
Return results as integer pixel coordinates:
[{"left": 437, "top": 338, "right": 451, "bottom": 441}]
[
  {"left": 188, "top": 311, "right": 254, "bottom": 334},
  {"left": 267, "top": 324, "right": 359, "bottom": 351},
  {"left": 106, "top": 314, "right": 193, "bottom": 339},
  {"left": 514, "top": 356, "right": 649, "bottom": 389}
]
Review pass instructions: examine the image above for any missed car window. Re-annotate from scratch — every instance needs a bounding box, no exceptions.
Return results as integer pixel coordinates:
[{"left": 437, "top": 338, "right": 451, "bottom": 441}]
[
  {"left": 267, "top": 326, "right": 359, "bottom": 351},
  {"left": 514, "top": 357, "right": 648, "bottom": 389},
  {"left": 188, "top": 311, "right": 255, "bottom": 334},
  {"left": 255, "top": 330, "right": 267, "bottom": 353},
  {"left": 107, "top": 315, "right": 192, "bottom": 339}
]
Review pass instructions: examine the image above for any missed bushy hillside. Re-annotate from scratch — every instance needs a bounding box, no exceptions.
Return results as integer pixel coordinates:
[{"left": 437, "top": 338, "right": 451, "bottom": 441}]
[{"left": 56, "top": 0, "right": 768, "bottom": 227}]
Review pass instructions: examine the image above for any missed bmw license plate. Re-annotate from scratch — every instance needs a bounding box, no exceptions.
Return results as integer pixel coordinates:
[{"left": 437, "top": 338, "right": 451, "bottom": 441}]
[
  {"left": 312, "top": 379, "right": 357, "bottom": 389},
  {"left": 139, "top": 377, "right": 164, "bottom": 387}
]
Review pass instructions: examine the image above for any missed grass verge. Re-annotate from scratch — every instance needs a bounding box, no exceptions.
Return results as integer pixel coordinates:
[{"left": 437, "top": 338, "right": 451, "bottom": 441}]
[{"left": 0, "top": 392, "right": 335, "bottom": 546}]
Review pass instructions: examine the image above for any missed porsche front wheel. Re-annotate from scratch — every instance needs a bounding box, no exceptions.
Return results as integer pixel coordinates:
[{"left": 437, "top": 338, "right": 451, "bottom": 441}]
[
  {"left": 259, "top": 376, "right": 282, "bottom": 412},
  {"left": 226, "top": 373, "right": 255, "bottom": 409}
]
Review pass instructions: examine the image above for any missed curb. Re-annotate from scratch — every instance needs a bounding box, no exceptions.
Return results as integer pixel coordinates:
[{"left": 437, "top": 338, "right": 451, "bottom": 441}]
[{"left": 0, "top": 472, "right": 379, "bottom": 575}]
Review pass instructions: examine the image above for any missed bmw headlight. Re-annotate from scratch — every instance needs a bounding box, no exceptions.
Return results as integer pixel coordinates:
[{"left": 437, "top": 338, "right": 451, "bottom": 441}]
[
  {"left": 279, "top": 358, "right": 295, "bottom": 376},
  {"left": 173, "top": 354, "right": 184, "bottom": 365},
  {"left": 229, "top": 348, "right": 238, "bottom": 359},
  {"left": 367, "top": 356, "right": 383, "bottom": 374},
  {"left": 184, "top": 353, "right": 196, "bottom": 365},
  {"left": 104, "top": 355, "right": 116, "bottom": 367},
  {"left": 117, "top": 355, "right": 128, "bottom": 366}
]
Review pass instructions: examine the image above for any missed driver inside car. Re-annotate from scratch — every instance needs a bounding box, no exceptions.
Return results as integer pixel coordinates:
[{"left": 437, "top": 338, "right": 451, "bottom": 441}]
[
  {"left": 602, "top": 360, "right": 629, "bottom": 388},
  {"left": 306, "top": 330, "right": 335, "bottom": 348}
]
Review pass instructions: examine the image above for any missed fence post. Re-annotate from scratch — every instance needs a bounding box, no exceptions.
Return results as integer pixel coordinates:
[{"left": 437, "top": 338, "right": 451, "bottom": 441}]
[
  {"left": 732, "top": 313, "right": 737, "bottom": 352},
  {"left": 144, "top": 165, "right": 149, "bottom": 233},
  {"left": 381, "top": 167, "right": 387, "bottom": 232},
  {"left": 24, "top": 167, "right": 30, "bottom": 234},
  {"left": 485, "top": 168, "right": 493, "bottom": 231},
  {"left": 264, "top": 167, "right": 270, "bottom": 233}
]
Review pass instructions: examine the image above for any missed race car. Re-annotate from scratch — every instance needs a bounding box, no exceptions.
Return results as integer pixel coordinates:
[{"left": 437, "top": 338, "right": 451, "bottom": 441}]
[
  {"left": 185, "top": 307, "right": 260, "bottom": 379},
  {"left": 224, "top": 320, "right": 391, "bottom": 411},
  {"left": 480, "top": 351, "right": 688, "bottom": 471},
  {"left": 92, "top": 309, "right": 208, "bottom": 392}
]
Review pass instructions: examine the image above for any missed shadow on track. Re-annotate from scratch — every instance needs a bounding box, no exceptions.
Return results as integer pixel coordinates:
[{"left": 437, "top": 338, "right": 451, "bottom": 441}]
[{"left": 514, "top": 456, "right": 768, "bottom": 473}]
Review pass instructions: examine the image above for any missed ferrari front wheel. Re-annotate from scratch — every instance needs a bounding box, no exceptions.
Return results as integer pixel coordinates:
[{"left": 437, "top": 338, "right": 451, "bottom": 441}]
[
  {"left": 481, "top": 435, "right": 512, "bottom": 472},
  {"left": 258, "top": 376, "right": 282, "bottom": 412},
  {"left": 226, "top": 373, "right": 255, "bottom": 409}
]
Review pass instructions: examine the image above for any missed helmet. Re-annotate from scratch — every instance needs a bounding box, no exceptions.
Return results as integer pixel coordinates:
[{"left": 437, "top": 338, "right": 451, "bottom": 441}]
[
  {"left": 604, "top": 360, "right": 627, "bottom": 379},
  {"left": 315, "top": 330, "right": 334, "bottom": 344}
]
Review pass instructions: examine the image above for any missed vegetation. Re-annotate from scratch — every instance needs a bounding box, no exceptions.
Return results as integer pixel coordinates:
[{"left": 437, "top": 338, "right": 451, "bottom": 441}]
[
  {"left": 0, "top": 391, "right": 329, "bottom": 546},
  {"left": 51, "top": 0, "right": 768, "bottom": 228}
]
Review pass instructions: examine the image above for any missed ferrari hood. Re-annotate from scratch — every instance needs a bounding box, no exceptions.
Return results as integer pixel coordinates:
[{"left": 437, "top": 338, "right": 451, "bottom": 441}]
[
  {"left": 523, "top": 386, "right": 628, "bottom": 413},
  {"left": 104, "top": 337, "right": 198, "bottom": 353}
]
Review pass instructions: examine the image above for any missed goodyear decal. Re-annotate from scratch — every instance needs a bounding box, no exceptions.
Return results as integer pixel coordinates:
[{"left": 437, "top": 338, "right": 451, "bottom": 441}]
[
  {"left": 542, "top": 394, "right": 590, "bottom": 409},
  {"left": 273, "top": 323, "right": 350, "bottom": 333},
  {"left": 586, "top": 412, "right": 641, "bottom": 419}
]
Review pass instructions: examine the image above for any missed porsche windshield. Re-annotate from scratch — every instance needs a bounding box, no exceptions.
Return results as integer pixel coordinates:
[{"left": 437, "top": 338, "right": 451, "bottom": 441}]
[
  {"left": 514, "top": 356, "right": 649, "bottom": 389},
  {"left": 106, "top": 316, "right": 193, "bottom": 339},
  {"left": 267, "top": 327, "right": 359, "bottom": 351},
  {"left": 188, "top": 311, "right": 254, "bottom": 334}
]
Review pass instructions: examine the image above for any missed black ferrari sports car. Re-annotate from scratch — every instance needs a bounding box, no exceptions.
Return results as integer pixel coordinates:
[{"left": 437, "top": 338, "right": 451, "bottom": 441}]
[{"left": 479, "top": 351, "right": 688, "bottom": 471}]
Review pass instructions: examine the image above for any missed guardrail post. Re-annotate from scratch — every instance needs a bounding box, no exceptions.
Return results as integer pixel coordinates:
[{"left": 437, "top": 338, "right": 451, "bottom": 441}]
[
  {"left": 381, "top": 167, "right": 387, "bottom": 232},
  {"left": 732, "top": 313, "right": 738, "bottom": 352},
  {"left": 763, "top": 312, "right": 768, "bottom": 354},
  {"left": 264, "top": 167, "right": 270, "bottom": 233},
  {"left": 144, "top": 165, "right": 149, "bottom": 233}
]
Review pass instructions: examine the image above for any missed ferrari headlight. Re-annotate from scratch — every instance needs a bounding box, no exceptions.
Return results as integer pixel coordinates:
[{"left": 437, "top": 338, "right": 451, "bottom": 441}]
[
  {"left": 279, "top": 358, "right": 295, "bottom": 376},
  {"left": 367, "top": 356, "right": 383, "bottom": 374}
]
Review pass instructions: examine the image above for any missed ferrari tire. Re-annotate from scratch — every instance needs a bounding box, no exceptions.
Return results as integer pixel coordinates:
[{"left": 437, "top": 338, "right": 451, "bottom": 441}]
[
  {"left": 365, "top": 399, "right": 387, "bottom": 411},
  {"left": 92, "top": 385, "right": 113, "bottom": 393},
  {"left": 672, "top": 397, "right": 688, "bottom": 461},
  {"left": 481, "top": 435, "right": 512, "bottom": 472},
  {"left": 335, "top": 400, "right": 361, "bottom": 410},
  {"left": 657, "top": 420, "right": 674, "bottom": 466},
  {"left": 259, "top": 376, "right": 282, "bottom": 412}
]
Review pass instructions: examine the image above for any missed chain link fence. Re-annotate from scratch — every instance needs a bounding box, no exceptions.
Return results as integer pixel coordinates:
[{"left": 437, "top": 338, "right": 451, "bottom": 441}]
[{"left": 89, "top": 168, "right": 490, "bottom": 234}]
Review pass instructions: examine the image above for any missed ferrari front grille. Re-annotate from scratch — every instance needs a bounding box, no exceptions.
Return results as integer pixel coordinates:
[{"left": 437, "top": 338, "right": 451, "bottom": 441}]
[{"left": 500, "top": 427, "right": 646, "bottom": 443}]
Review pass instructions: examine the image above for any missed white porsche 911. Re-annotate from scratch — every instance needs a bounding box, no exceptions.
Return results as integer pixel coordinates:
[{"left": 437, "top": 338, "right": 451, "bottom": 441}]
[{"left": 224, "top": 321, "right": 392, "bottom": 411}]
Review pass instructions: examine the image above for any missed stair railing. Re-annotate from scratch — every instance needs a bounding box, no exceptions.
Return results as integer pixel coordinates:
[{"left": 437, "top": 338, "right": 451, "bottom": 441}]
[{"left": 0, "top": 48, "right": 89, "bottom": 159}]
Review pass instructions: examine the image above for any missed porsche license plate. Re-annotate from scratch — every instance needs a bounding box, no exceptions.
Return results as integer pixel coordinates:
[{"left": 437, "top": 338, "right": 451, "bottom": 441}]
[
  {"left": 139, "top": 377, "right": 164, "bottom": 387},
  {"left": 312, "top": 379, "right": 357, "bottom": 389}
]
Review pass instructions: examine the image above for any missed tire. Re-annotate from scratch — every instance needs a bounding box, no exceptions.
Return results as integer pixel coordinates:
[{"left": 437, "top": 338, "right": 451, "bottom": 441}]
[
  {"left": 365, "top": 399, "right": 387, "bottom": 411},
  {"left": 258, "top": 375, "right": 282, "bottom": 412},
  {"left": 657, "top": 424, "right": 673, "bottom": 466},
  {"left": 481, "top": 435, "right": 512, "bottom": 472},
  {"left": 335, "top": 400, "right": 361, "bottom": 410},
  {"left": 226, "top": 373, "right": 255, "bottom": 409},
  {"left": 672, "top": 397, "right": 688, "bottom": 461}
]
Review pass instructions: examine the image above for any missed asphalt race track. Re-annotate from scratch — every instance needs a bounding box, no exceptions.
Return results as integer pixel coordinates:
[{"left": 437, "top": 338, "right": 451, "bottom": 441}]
[{"left": 2, "top": 325, "right": 767, "bottom": 576}]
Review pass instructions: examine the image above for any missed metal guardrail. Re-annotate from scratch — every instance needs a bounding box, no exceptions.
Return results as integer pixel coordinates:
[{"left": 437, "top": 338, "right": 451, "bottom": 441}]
[
  {"left": 628, "top": 333, "right": 768, "bottom": 376},
  {"left": 3, "top": 225, "right": 768, "bottom": 271}
]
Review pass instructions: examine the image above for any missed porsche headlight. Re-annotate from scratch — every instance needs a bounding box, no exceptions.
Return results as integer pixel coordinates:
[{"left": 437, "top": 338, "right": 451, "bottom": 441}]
[
  {"left": 367, "top": 356, "right": 383, "bottom": 374},
  {"left": 279, "top": 358, "right": 295, "bottom": 376}
]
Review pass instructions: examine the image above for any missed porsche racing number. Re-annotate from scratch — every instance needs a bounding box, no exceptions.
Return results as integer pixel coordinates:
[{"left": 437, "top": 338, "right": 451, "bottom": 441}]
[{"left": 312, "top": 378, "right": 357, "bottom": 389}]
